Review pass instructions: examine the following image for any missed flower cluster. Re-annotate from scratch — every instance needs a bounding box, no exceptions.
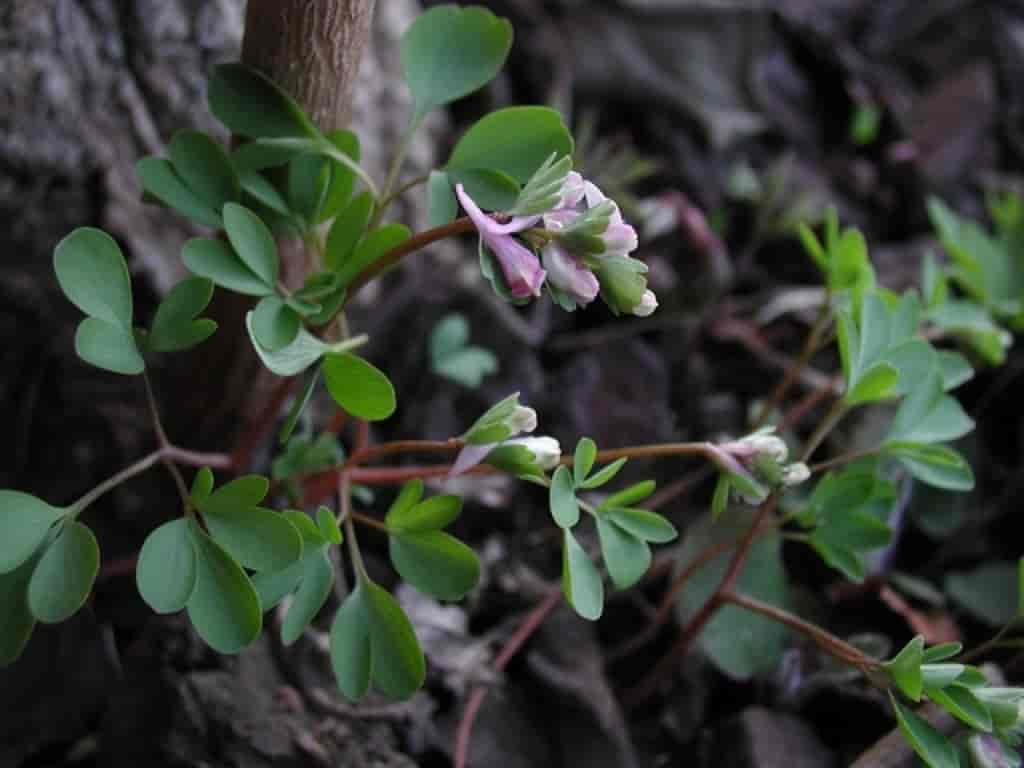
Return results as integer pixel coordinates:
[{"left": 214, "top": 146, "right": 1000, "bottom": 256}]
[
  {"left": 709, "top": 428, "right": 810, "bottom": 505},
  {"left": 455, "top": 159, "right": 657, "bottom": 316},
  {"left": 450, "top": 395, "right": 561, "bottom": 479}
]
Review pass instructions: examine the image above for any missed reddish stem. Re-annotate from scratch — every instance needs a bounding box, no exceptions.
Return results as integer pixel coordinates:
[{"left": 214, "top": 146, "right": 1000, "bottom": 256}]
[
  {"left": 453, "top": 586, "right": 563, "bottom": 768},
  {"left": 623, "top": 497, "right": 777, "bottom": 707}
]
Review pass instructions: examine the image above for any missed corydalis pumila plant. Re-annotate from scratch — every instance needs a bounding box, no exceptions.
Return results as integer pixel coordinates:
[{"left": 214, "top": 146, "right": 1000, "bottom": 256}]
[{"left": 0, "top": 5, "right": 1021, "bottom": 765}]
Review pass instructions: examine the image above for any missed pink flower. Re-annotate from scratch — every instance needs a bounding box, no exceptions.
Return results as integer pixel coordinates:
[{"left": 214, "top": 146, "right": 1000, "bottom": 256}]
[
  {"left": 541, "top": 242, "right": 599, "bottom": 304},
  {"left": 456, "top": 184, "right": 546, "bottom": 298},
  {"left": 582, "top": 182, "right": 638, "bottom": 258}
]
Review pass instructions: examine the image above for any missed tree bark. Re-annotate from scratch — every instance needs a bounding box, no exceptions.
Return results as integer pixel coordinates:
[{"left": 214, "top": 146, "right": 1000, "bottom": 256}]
[
  {"left": 241, "top": 0, "right": 377, "bottom": 132},
  {"left": 180, "top": 0, "right": 377, "bottom": 453}
]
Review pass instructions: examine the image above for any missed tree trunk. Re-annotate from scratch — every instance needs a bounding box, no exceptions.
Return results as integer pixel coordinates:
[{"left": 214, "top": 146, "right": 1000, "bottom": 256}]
[{"left": 181, "top": 0, "right": 377, "bottom": 454}]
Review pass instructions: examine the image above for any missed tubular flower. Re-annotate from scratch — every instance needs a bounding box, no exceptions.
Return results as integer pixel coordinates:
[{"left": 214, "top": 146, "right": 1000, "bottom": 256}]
[{"left": 455, "top": 184, "right": 545, "bottom": 299}]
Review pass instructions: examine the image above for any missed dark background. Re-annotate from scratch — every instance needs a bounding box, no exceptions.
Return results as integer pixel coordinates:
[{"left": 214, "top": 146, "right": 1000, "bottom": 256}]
[{"left": 2, "top": 1, "right": 1023, "bottom": 766}]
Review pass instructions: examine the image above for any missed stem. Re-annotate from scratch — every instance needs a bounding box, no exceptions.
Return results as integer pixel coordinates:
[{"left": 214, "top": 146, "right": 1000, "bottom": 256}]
[
  {"left": 319, "top": 141, "right": 380, "bottom": 200},
  {"left": 69, "top": 450, "right": 165, "bottom": 516},
  {"left": 809, "top": 448, "right": 879, "bottom": 474},
  {"left": 721, "top": 590, "right": 879, "bottom": 668},
  {"left": 754, "top": 301, "right": 831, "bottom": 428},
  {"left": 373, "top": 116, "right": 423, "bottom": 226},
  {"left": 454, "top": 586, "right": 563, "bottom": 768},
  {"left": 625, "top": 497, "right": 777, "bottom": 707},
  {"left": 350, "top": 439, "right": 461, "bottom": 465},
  {"left": 800, "top": 400, "right": 849, "bottom": 463},
  {"left": 960, "top": 621, "right": 1018, "bottom": 663},
  {"left": 143, "top": 372, "right": 198, "bottom": 508},
  {"left": 339, "top": 472, "right": 367, "bottom": 580},
  {"left": 378, "top": 173, "right": 430, "bottom": 212},
  {"left": 343, "top": 217, "right": 475, "bottom": 302},
  {"left": 351, "top": 510, "right": 388, "bottom": 532},
  {"left": 67, "top": 444, "right": 233, "bottom": 518}
]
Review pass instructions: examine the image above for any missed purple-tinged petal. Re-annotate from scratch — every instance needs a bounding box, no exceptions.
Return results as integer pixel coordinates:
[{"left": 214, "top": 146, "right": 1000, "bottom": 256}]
[
  {"left": 490, "top": 235, "right": 546, "bottom": 298},
  {"left": 449, "top": 443, "right": 494, "bottom": 478},
  {"left": 542, "top": 243, "right": 599, "bottom": 303},
  {"left": 455, "top": 184, "right": 536, "bottom": 235},
  {"left": 558, "top": 172, "right": 585, "bottom": 209},
  {"left": 543, "top": 209, "right": 578, "bottom": 232},
  {"left": 602, "top": 221, "right": 638, "bottom": 257}
]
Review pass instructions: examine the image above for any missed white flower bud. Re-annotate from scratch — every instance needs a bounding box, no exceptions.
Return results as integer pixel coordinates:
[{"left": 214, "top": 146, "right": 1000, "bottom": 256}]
[
  {"left": 740, "top": 432, "right": 788, "bottom": 463},
  {"left": 631, "top": 290, "right": 658, "bottom": 317},
  {"left": 504, "top": 436, "right": 562, "bottom": 470},
  {"left": 508, "top": 405, "right": 538, "bottom": 434},
  {"left": 782, "top": 462, "right": 810, "bottom": 487}
]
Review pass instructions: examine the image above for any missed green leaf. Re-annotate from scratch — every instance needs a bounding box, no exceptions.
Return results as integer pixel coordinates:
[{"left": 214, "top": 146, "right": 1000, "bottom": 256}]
[
  {"left": 279, "top": 368, "right": 321, "bottom": 444},
  {"left": 605, "top": 507, "right": 677, "bottom": 543},
  {"left": 317, "top": 506, "right": 343, "bottom": 545},
  {"left": 318, "top": 130, "right": 360, "bottom": 222},
  {"left": 675, "top": 512, "right": 788, "bottom": 679},
  {"left": 573, "top": 438, "right": 597, "bottom": 488},
  {"left": 389, "top": 530, "right": 480, "bottom": 601},
  {"left": 136, "top": 157, "right": 222, "bottom": 228},
  {"left": 148, "top": 277, "right": 217, "bottom": 352},
  {"left": 938, "top": 350, "right": 974, "bottom": 391},
  {"left": 927, "top": 684, "right": 992, "bottom": 732},
  {"left": 200, "top": 475, "right": 269, "bottom": 513},
  {"left": 945, "top": 562, "right": 1019, "bottom": 626},
  {"left": 208, "top": 63, "right": 319, "bottom": 140},
  {"left": 449, "top": 167, "right": 521, "bottom": 211},
  {"left": 427, "top": 170, "right": 457, "bottom": 227},
  {"left": 362, "top": 579, "right": 426, "bottom": 699},
  {"left": 846, "top": 361, "right": 899, "bottom": 405},
  {"left": 322, "top": 353, "right": 396, "bottom": 421},
  {"left": 239, "top": 170, "right": 291, "bottom": 216},
  {"left": 281, "top": 550, "right": 334, "bottom": 645},
  {"left": 182, "top": 238, "right": 274, "bottom": 296},
  {"left": 387, "top": 480, "right": 424, "bottom": 522},
  {"left": 330, "top": 585, "right": 372, "bottom": 701},
  {"left": 400, "top": 4, "right": 513, "bottom": 118},
  {"left": 287, "top": 153, "right": 331, "bottom": 224},
  {"left": 186, "top": 521, "right": 262, "bottom": 653},
  {"left": 887, "top": 443, "right": 975, "bottom": 491},
  {"left": 251, "top": 296, "right": 300, "bottom": 352},
  {"left": 562, "top": 529, "right": 603, "bottom": 620},
  {"left": 386, "top": 493, "right": 461, "bottom": 534},
  {"left": 429, "top": 313, "right": 498, "bottom": 389},
  {"left": 74, "top": 317, "right": 145, "bottom": 375},
  {"left": 245, "top": 312, "right": 329, "bottom": 376},
  {"left": 0, "top": 553, "right": 38, "bottom": 666},
  {"left": 54, "top": 227, "right": 134, "bottom": 328},
  {"left": 336, "top": 223, "right": 411, "bottom": 288},
  {"left": 882, "top": 340, "right": 939, "bottom": 397},
  {"left": 167, "top": 130, "right": 239, "bottom": 212},
  {"left": 598, "top": 480, "right": 657, "bottom": 511},
  {"left": 922, "top": 643, "right": 964, "bottom": 663},
  {"left": 447, "top": 107, "right": 574, "bottom": 188},
  {"left": 325, "top": 191, "right": 374, "bottom": 272},
  {"left": 884, "top": 635, "right": 925, "bottom": 701},
  {"left": 798, "top": 223, "right": 827, "bottom": 271},
  {"left": 0, "top": 492, "right": 66, "bottom": 574},
  {"left": 198, "top": 479, "right": 303, "bottom": 574},
  {"left": 136, "top": 518, "right": 197, "bottom": 614},
  {"left": 711, "top": 474, "right": 730, "bottom": 520},
  {"left": 921, "top": 663, "right": 966, "bottom": 690},
  {"left": 549, "top": 466, "right": 579, "bottom": 528},
  {"left": 27, "top": 521, "right": 99, "bottom": 623},
  {"left": 190, "top": 468, "right": 214, "bottom": 506},
  {"left": 580, "top": 457, "right": 628, "bottom": 490},
  {"left": 886, "top": 372, "right": 974, "bottom": 445},
  {"left": 596, "top": 518, "right": 650, "bottom": 590},
  {"left": 889, "top": 693, "right": 961, "bottom": 768},
  {"left": 222, "top": 203, "right": 279, "bottom": 287}
]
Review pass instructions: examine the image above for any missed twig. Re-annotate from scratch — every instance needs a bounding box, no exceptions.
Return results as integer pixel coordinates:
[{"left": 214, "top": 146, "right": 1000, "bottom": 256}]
[
  {"left": 453, "top": 586, "right": 563, "bottom": 768},
  {"left": 721, "top": 590, "right": 879, "bottom": 668},
  {"left": 624, "top": 498, "right": 777, "bottom": 707}
]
